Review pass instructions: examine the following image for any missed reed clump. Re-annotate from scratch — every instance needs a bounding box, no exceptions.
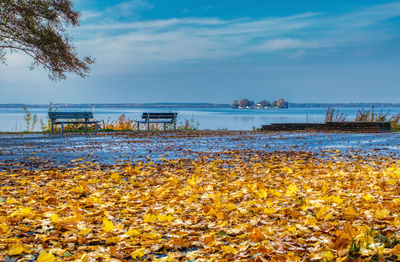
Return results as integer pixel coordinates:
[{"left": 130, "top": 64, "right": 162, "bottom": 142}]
[
  {"left": 22, "top": 105, "right": 38, "bottom": 132},
  {"left": 176, "top": 119, "right": 200, "bottom": 131},
  {"left": 324, "top": 108, "right": 346, "bottom": 123},
  {"left": 40, "top": 102, "right": 53, "bottom": 133},
  {"left": 325, "top": 107, "right": 400, "bottom": 131},
  {"left": 389, "top": 112, "right": 400, "bottom": 131},
  {"left": 354, "top": 107, "right": 389, "bottom": 122},
  {"left": 354, "top": 107, "right": 400, "bottom": 131}
]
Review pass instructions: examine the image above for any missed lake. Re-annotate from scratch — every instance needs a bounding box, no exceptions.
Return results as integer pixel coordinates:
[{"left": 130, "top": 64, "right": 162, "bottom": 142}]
[{"left": 0, "top": 106, "right": 399, "bottom": 131}]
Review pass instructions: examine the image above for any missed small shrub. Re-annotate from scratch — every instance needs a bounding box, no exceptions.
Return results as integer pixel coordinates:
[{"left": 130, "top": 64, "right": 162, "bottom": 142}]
[
  {"left": 176, "top": 119, "right": 200, "bottom": 131},
  {"left": 40, "top": 119, "right": 48, "bottom": 133},
  {"left": 22, "top": 105, "right": 38, "bottom": 132},
  {"left": 104, "top": 114, "right": 136, "bottom": 130},
  {"left": 354, "top": 107, "right": 389, "bottom": 122},
  {"left": 39, "top": 102, "right": 55, "bottom": 133},
  {"left": 389, "top": 113, "right": 400, "bottom": 131},
  {"left": 325, "top": 108, "right": 346, "bottom": 123}
]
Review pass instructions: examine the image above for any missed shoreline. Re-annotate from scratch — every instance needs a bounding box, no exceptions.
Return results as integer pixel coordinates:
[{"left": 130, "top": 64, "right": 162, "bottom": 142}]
[{"left": 1, "top": 102, "right": 400, "bottom": 109}]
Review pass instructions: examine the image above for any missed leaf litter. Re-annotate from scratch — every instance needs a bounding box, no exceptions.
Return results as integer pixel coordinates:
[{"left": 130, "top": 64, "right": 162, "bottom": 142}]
[{"left": 0, "top": 132, "right": 399, "bottom": 261}]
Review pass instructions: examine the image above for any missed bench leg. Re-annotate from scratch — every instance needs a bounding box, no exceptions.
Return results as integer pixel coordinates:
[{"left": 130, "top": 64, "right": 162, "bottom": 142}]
[
  {"left": 147, "top": 121, "right": 150, "bottom": 131},
  {"left": 95, "top": 122, "right": 98, "bottom": 132},
  {"left": 51, "top": 120, "right": 54, "bottom": 134},
  {"left": 137, "top": 122, "right": 140, "bottom": 131},
  {"left": 164, "top": 123, "right": 166, "bottom": 131},
  {"left": 61, "top": 124, "right": 64, "bottom": 134},
  {"left": 85, "top": 121, "right": 88, "bottom": 132},
  {"left": 173, "top": 120, "right": 176, "bottom": 131}
]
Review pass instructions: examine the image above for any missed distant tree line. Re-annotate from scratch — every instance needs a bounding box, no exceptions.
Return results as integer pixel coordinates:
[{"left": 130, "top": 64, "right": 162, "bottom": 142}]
[{"left": 232, "top": 98, "right": 288, "bottom": 109}]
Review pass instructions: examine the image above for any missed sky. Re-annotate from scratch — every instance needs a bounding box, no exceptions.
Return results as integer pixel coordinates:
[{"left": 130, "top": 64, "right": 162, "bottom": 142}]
[{"left": 1, "top": 0, "right": 400, "bottom": 104}]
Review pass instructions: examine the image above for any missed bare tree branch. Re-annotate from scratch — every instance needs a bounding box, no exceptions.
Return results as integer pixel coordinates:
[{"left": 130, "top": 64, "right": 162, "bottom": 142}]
[{"left": 0, "top": 0, "right": 94, "bottom": 81}]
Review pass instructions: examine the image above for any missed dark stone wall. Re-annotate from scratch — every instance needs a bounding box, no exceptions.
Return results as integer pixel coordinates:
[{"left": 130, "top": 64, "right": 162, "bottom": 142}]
[{"left": 261, "top": 122, "right": 392, "bottom": 132}]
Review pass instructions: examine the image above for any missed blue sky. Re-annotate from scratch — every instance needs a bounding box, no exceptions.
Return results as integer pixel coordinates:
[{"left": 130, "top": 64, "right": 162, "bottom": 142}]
[{"left": 1, "top": 0, "right": 400, "bottom": 103}]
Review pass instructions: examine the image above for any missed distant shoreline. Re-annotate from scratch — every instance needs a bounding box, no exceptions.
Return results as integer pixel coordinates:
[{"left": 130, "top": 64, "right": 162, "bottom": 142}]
[{"left": 0, "top": 102, "right": 399, "bottom": 109}]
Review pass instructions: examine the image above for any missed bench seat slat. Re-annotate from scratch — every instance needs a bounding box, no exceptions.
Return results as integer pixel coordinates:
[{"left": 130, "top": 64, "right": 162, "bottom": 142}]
[
  {"left": 135, "top": 120, "right": 174, "bottom": 123},
  {"left": 49, "top": 112, "right": 94, "bottom": 119},
  {"left": 135, "top": 112, "right": 178, "bottom": 131},
  {"left": 49, "top": 111, "right": 100, "bottom": 134},
  {"left": 55, "top": 121, "right": 101, "bottom": 124}
]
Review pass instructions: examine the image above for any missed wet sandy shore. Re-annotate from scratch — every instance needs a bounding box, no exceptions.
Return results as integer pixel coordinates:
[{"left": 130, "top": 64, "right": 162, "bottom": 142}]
[{"left": 0, "top": 131, "right": 399, "bottom": 170}]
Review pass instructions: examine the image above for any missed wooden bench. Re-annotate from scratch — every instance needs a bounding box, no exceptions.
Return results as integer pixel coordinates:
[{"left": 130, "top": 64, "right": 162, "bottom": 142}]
[
  {"left": 135, "top": 113, "right": 178, "bottom": 131},
  {"left": 48, "top": 112, "right": 102, "bottom": 134}
]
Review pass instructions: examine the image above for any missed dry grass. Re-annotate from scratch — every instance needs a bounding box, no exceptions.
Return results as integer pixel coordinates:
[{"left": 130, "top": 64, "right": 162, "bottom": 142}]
[
  {"left": 325, "top": 108, "right": 346, "bottom": 123},
  {"left": 354, "top": 107, "right": 389, "bottom": 122},
  {"left": 104, "top": 114, "right": 136, "bottom": 130},
  {"left": 390, "top": 112, "right": 400, "bottom": 131}
]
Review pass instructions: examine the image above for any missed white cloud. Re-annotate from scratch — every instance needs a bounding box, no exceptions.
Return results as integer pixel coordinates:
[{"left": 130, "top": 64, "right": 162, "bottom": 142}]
[
  {"left": 81, "top": 17, "right": 228, "bottom": 30},
  {"left": 79, "top": 10, "right": 102, "bottom": 22},
  {"left": 75, "top": 12, "right": 321, "bottom": 73},
  {"left": 337, "top": 1, "right": 400, "bottom": 27},
  {"left": 104, "top": 0, "right": 153, "bottom": 19},
  {"left": 6, "top": 1, "right": 400, "bottom": 76},
  {"left": 78, "top": 0, "right": 154, "bottom": 23},
  {"left": 257, "top": 39, "right": 324, "bottom": 51}
]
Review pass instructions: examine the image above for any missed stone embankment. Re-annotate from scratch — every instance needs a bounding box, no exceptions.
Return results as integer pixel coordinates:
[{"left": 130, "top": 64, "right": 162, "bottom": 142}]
[{"left": 261, "top": 122, "right": 392, "bottom": 132}]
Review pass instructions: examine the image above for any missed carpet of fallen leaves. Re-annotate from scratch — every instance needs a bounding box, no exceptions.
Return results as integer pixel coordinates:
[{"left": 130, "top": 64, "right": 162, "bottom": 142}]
[{"left": 1, "top": 150, "right": 400, "bottom": 261}]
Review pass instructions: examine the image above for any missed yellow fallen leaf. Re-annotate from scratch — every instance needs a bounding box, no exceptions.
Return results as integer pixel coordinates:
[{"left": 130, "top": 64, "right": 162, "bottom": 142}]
[
  {"left": 11, "top": 207, "right": 32, "bottom": 217},
  {"left": 0, "top": 223, "right": 9, "bottom": 234},
  {"left": 286, "top": 183, "right": 298, "bottom": 197},
  {"left": 362, "top": 193, "right": 374, "bottom": 201},
  {"left": 157, "top": 214, "right": 174, "bottom": 222},
  {"left": 131, "top": 248, "right": 145, "bottom": 259},
  {"left": 304, "top": 217, "right": 317, "bottom": 227},
  {"left": 110, "top": 173, "right": 120, "bottom": 180},
  {"left": 37, "top": 250, "right": 56, "bottom": 262},
  {"left": 392, "top": 244, "right": 400, "bottom": 255},
  {"left": 287, "top": 225, "right": 297, "bottom": 234},
  {"left": 331, "top": 195, "right": 344, "bottom": 204},
  {"left": 249, "top": 228, "right": 265, "bottom": 242},
  {"left": 51, "top": 214, "right": 60, "bottom": 224},
  {"left": 79, "top": 227, "right": 91, "bottom": 235},
  {"left": 126, "top": 229, "right": 141, "bottom": 237},
  {"left": 375, "top": 209, "right": 390, "bottom": 219},
  {"left": 264, "top": 207, "right": 277, "bottom": 215},
  {"left": 256, "top": 188, "right": 268, "bottom": 199},
  {"left": 221, "top": 245, "right": 238, "bottom": 255},
  {"left": 143, "top": 213, "right": 157, "bottom": 223},
  {"left": 102, "top": 218, "right": 114, "bottom": 232},
  {"left": 394, "top": 217, "right": 400, "bottom": 227},
  {"left": 142, "top": 232, "right": 161, "bottom": 240},
  {"left": 321, "top": 250, "right": 335, "bottom": 261},
  {"left": 8, "top": 243, "right": 28, "bottom": 256}
]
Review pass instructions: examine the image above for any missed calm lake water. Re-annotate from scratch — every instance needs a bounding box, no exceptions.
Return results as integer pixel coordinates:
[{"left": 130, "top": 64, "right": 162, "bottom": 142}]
[{"left": 1, "top": 106, "right": 399, "bottom": 131}]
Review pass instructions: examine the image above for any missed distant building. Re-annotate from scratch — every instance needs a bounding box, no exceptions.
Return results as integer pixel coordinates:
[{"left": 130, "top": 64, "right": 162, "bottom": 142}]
[{"left": 232, "top": 98, "right": 288, "bottom": 109}]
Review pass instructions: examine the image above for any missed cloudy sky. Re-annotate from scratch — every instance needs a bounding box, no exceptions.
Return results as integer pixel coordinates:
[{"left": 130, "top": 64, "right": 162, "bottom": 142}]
[{"left": 1, "top": 0, "right": 400, "bottom": 104}]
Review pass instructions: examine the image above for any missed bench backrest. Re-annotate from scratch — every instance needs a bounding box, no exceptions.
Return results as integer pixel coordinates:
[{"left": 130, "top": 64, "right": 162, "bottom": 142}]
[
  {"left": 141, "top": 112, "right": 177, "bottom": 120},
  {"left": 48, "top": 112, "right": 94, "bottom": 119}
]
